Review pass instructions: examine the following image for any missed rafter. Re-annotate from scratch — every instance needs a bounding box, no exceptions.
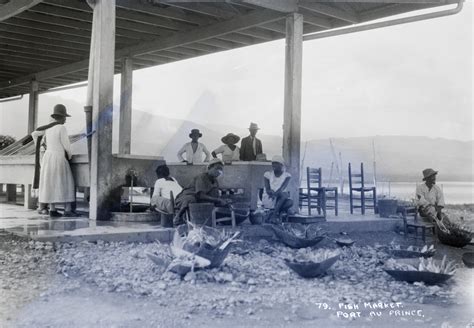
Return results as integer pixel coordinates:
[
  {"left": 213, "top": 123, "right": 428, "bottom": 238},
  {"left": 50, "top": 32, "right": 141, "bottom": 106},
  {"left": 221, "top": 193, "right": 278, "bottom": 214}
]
[
  {"left": 0, "top": 0, "right": 42, "bottom": 22},
  {"left": 0, "top": 9, "right": 284, "bottom": 90}
]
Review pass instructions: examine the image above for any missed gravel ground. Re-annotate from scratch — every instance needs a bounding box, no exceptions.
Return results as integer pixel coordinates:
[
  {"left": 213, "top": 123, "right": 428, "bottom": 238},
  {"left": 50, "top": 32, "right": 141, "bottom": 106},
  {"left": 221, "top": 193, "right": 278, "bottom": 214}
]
[{"left": 1, "top": 209, "right": 473, "bottom": 328}]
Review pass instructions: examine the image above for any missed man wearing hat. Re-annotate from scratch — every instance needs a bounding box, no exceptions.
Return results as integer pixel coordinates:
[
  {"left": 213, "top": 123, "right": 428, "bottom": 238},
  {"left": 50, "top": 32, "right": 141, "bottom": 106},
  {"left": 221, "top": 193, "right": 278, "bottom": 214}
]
[
  {"left": 212, "top": 133, "right": 240, "bottom": 163},
  {"left": 415, "top": 168, "right": 449, "bottom": 231},
  {"left": 262, "top": 155, "right": 293, "bottom": 222},
  {"left": 177, "top": 129, "right": 211, "bottom": 164},
  {"left": 240, "top": 122, "right": 263, "bottom": 161},
  {"left": 31, "top": 104, "right": 75, "bottom": 217},
  {"left": 173, "top": 158, "right": 231, "bottom": 226}
]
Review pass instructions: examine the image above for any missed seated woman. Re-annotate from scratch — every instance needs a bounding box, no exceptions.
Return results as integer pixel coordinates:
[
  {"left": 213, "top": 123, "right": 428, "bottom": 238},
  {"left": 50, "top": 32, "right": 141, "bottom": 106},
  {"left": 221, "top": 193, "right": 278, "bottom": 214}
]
[
  {"left": 151, "top": 164, "right": 183, "bottom": 214},
  {"left": 212, "top": 133, "right": 240, "bottom": 164},
  {"left": 173, "top": 158, "right": 231, "bottom": 226},
  {"left": 262, "top": 155, "right": 293, "bottom": 222}
]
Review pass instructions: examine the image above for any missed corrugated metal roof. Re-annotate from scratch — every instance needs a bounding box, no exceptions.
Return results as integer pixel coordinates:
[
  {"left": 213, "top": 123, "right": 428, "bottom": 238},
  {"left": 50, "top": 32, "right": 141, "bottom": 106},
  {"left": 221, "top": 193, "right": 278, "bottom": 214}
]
[{"left": 0, "top": 0, "right": 459, "bottom": 99}]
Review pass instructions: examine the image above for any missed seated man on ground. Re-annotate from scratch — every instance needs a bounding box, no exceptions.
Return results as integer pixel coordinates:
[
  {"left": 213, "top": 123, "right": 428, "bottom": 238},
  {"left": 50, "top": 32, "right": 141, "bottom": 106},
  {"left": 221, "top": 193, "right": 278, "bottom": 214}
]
[
  {"left": 173, "top": 158, "right": 231, "bottom": 226},
  {"left": 151, "top": 164, "right": 183, "bottom": 214},
  {"left": 415, "top": 168, "right": 449, "bottom": 233},
  {"left": 262, "top": 155, "right": 293, "bottom": 222}
]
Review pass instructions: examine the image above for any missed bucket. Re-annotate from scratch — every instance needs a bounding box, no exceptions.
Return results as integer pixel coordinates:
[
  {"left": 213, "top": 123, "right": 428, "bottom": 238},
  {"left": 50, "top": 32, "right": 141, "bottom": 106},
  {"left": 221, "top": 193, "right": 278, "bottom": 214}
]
[
  {"left": 188, "top": 202, "right": 214, "bottom": 226},
  {"left": 378, "top": 199, "right": 398, "bottom": 218},
  {"left": 160, "top": 212, "right": 174, "bottom": 228}
]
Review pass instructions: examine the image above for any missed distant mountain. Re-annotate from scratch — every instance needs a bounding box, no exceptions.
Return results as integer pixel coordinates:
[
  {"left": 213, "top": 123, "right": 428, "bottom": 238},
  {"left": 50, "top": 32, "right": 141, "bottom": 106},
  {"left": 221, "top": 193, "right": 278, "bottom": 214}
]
[{"left": 1, "top": 97, "right": 471, "bottom": 182}]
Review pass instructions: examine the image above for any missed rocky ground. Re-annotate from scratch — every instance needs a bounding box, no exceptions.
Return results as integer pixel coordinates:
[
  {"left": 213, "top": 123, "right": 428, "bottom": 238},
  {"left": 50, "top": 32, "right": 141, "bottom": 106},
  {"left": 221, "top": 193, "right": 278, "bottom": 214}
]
[{"left": 1, "top": 209, "right": 473, "bottom": 328}]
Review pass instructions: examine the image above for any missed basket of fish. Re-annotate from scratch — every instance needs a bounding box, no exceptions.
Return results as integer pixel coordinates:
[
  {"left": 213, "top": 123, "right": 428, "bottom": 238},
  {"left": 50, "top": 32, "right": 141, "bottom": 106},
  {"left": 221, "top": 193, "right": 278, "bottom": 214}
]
[
  {"left": 269, "top": 223, "right": 325, "bottom": 249},
  {"left": 390, "top": 245, "right": 436, "bottom": 258},
  {"left": 285, "top": 249, "right": 340, "bottom": 278},
  {"left": 384, "top": 256, "right": 456, "bottom": 285}
]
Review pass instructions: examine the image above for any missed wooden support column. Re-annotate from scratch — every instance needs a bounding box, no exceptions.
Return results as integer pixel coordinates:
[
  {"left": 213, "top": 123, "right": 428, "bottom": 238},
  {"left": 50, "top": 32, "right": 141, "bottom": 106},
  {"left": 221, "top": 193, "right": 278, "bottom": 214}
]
[
  {"left": 282, "top": 13, "right": 303, "bottom": 211},
  {"left": 23, "top": 184, "right": 36, "bottom": 209},
  {"left": 119, "top": 57, "right": 133, "bottom": 154},
  {"left": 27, "top": 80, "right": 39, "bottom": 134},
  {"left": 6, "top": 184, "right": 17, "bottom": 203},
  {"left": 89, "top": 0, "right": 116, "bottom": 220}
]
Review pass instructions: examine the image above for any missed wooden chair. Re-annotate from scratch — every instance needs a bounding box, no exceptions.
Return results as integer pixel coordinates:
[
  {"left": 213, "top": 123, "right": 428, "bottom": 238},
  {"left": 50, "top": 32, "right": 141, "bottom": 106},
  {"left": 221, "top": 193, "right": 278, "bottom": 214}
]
[
  {"left": 400, "top": 206, "right": 435, "bottom": 243},
  {"left": 348, "top": 163, "right": 377, "bottom": 215},
  {"left": 305, "top": 167, "right": 338, "bottom": 216}
]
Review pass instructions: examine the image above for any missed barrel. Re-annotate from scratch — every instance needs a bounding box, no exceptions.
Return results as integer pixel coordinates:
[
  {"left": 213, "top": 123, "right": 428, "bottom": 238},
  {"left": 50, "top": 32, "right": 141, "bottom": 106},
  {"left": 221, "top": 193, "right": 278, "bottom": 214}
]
[{"left": 378, "top": 199, "right": 398, "bottom": 218}]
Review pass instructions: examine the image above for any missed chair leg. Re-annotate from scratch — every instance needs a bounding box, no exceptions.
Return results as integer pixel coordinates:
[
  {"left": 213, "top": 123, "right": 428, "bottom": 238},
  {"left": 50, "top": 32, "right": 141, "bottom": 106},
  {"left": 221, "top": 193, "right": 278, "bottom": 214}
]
[
  {"left": 422, "top": 227, "right": 426, "bottom": 243},
  {"left": 349, "top": 190, "right": 353, "bottom": 214},
  {"left": 334, "top": 189, "right": 338, "bottom": 216},
  {"left": 361, "top": 191, "right": 365, "bottom": 215},
  {"left": 231, "top": 210, "right": 236, "bottom": 229},
  {"left": 373, "top": 189, "right": 377, "bottom": 214},
  {"left": 212, "top": 208, "right": 217, "bottom": 228}
]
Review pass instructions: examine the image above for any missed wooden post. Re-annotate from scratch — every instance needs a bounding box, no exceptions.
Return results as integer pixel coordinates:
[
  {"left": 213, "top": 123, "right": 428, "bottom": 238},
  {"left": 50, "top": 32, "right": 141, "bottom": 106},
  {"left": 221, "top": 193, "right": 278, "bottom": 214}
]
[
  {"left": 23, "top": 184, "right": 36, "bottom": 209},
  {"left": 119, "top": 57, "right": 133, "bottom": 154},
  {"left": 89, "top": 0, "right": 116, "bottom": 220},
  {"left": 282, "top": 13, "right": 303, "bottom": 212},
  {"left": 27, "top": 80, "right": 39, "bottom": 134},
  {"left": 6, "top": 184, "right": 17, "bottom": 203}
]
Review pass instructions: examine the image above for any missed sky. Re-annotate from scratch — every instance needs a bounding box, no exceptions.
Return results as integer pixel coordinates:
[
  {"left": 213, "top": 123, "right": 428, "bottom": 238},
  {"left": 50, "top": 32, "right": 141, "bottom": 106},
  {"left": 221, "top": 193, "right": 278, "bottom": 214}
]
[{"left": 0, "top": 2, "right": 472, "bottom": 141}]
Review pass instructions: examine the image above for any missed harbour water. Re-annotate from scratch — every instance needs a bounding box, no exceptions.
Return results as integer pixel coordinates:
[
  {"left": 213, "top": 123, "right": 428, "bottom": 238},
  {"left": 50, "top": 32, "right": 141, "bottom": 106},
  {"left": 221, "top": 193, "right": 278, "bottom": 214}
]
[{"left": 375, "top": 181, "right": 473, "bottom": 204}]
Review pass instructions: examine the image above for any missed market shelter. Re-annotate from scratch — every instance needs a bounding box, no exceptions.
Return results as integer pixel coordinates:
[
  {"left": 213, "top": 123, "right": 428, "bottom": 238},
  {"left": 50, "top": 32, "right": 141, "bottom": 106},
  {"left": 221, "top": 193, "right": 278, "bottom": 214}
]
[{"left": 0, "top": 0, "right": 464, "bottom": 219}]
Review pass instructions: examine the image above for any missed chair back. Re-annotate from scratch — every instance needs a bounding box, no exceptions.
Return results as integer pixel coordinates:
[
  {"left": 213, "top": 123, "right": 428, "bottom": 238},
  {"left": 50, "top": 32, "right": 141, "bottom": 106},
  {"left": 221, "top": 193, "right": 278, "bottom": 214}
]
[
  {"left": 348, "top": 162, "right": 365, "bottom": 188},
  {"left": 306, "top": 167, "right": 322, "bottom": 190}
]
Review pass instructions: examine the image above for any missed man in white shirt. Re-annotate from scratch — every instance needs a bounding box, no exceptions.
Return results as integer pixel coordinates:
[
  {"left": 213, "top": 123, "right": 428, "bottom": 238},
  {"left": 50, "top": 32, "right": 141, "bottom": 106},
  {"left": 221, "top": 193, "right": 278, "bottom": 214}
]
[
  {"left": 177, "top": 129, "right": 211, "bottom": 164},
  {"left": 415, "top": 168, "right": 449, "bottom": 232}
]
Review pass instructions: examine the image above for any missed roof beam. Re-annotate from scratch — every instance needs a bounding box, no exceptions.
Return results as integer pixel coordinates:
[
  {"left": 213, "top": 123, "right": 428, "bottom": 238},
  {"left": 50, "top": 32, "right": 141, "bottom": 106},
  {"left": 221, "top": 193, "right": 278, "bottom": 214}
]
[
  {"left": 299, "top": 1, "right": 360, "bottom": 24},
  {"left": 0, "top": 0, "right": 42, "bottom": 22},
  {"left": 299, "top": 10, "right": 333, "bottom": 28},
  {"left": 0, "top": 35, "right": 89, "bottom": 54},
  {"left": 116, "top": 0, "right": 208, "bottom": 25},
  {"left": 0, "top": 9, "right": 283, "bottom": 90},
  {"left": 240, "top": 0, "right": 298, "bottom": 13}
]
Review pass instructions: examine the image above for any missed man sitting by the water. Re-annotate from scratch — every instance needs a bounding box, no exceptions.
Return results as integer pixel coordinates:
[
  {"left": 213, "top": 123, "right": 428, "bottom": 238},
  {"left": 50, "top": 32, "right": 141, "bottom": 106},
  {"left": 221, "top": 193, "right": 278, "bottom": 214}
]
[
  {"left": 415, "top": 168, "right": 449, "bottom": 232},
  {"left": 173, "top": 158, "right": 231, "bottom": 226}
]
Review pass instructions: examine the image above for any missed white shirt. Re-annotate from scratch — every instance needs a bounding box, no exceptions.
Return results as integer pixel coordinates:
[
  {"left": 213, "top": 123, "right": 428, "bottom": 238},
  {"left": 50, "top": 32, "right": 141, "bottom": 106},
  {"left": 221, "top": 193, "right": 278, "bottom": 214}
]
[
  {"left": 415, "top": 183, "right": 445, "bottom": 207},
  {"left": 213, "top": 144, "right": 240, "bottom": 163},
  {"left": 177, "top": 142, "right": 210, "bottom": 163},
  {"left": 264, "top": 170, "right": 291, "bottom": 192},
  {"left": 152, "top": 177, "right": 182, "bottom": 200}
]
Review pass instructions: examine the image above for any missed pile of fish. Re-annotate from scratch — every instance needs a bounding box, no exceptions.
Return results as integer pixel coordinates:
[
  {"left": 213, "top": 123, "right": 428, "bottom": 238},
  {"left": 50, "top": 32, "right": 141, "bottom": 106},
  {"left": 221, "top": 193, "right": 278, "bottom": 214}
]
[
  {"left": 146, "top": 225, "right": 240, "bottom": 276},
  {"left": 385, "top": 256, "right": 457, "bottom": 275},
  {"left": 389, "top": 244, "right": 436, "bottom": 258}
]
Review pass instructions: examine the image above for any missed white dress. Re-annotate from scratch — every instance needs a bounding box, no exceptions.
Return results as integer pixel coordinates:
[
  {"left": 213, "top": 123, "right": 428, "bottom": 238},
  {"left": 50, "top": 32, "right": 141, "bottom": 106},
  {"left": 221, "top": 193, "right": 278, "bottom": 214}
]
[
  {"left": 213, "top": 145, "right": 240, "bottom": 163},
  {"left": 32, "top": 125, "right": 75, "bottom": 203}
]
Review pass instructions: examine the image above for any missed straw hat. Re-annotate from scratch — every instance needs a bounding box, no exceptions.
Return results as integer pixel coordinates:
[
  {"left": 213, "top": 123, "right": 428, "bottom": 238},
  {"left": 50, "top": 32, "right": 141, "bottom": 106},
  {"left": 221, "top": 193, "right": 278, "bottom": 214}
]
[
  {"left": 271, "top": 155, "right": 285, "bottom": 165},
  {"left": 51, "top": 104, "right": 71, "bottom": 118},
  {"left": 221, "top": 133, "right": 240, "bottom": 145},
  {"left": 248, "top": 122, "right": 260, "bottom": 130},
  {"left": 189, "top": 129, "right": 202, "bottom": 138},
  {"left": 422, "top": 168, "right": 438, "bottom": 181},
  {"left": 207, "top": 158, "right": 224, "bottom": 169}
]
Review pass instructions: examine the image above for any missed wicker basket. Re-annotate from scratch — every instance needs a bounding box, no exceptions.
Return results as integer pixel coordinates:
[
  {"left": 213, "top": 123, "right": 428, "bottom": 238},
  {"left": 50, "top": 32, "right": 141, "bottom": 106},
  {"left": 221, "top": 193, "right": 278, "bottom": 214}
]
[
  {"left": 285, "top": 255, "right": 339, "bottom": 278},
  {"left": 269, "top": 225, "right": 324, "bottom": 249}
]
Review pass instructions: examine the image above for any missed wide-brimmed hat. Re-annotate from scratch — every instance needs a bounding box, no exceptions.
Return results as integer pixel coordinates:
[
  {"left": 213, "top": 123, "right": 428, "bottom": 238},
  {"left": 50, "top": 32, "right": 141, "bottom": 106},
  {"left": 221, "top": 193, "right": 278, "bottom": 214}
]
[
  {"left": 221, "top": 133, "right": 240, "bottom": 145},
  {"left": 422, "top": 168, "right": 438, "bottom": 181},
  {"left": 207, "top": 158, "right": 224, "bottom": 169},
  {"left": 271, "top": 155, "right": 285, "bottom": 165},
  {"left": 189, "top": 129, "right": 202, "bottom": 138},
  {"left": 51, "top": 104, "right": 71, "bottom": 118},
  {"left": 248, "top": 122, "right": 260, "bottom": 130}
]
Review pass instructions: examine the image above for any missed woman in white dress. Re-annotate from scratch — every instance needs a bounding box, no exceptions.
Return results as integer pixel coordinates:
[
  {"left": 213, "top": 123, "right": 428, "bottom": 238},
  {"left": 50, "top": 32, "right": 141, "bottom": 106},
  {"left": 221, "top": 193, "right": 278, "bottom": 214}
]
[
  {"left": 212, "top": 133, "right": 240, "bottom": 164},
  {"left": 31, "top": 104, "right": 75, "bottom": 217}
]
